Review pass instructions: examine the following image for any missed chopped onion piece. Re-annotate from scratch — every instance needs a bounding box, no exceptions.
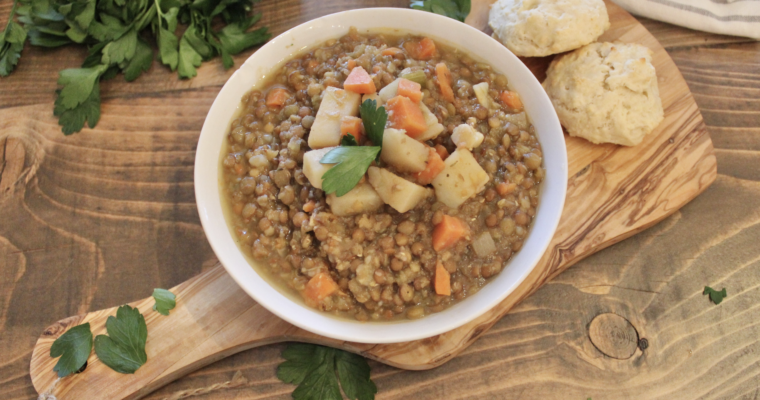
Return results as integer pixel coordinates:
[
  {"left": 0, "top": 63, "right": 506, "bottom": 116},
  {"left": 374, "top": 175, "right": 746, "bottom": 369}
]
[
  {"left": 473, "top": 82, "right": 493, "bottom": 109},
  {"left": 472, "top": 231, "right": 496, "bottom": 257}
]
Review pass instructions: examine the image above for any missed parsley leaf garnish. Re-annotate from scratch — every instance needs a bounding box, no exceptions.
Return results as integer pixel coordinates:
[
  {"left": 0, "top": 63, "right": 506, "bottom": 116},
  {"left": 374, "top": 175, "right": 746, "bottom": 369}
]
[
  {"left": 56, "top": 65, "right": 107, "bottom": 109},
  {"left": 53, "top": 65, "right": 107, "bottom": 134},
  {"left": 320, "top": 100, "right": 388, "bottom": 196},
  {"left": 277, "top": 343, "right": 377, "bottom": 400},
  {"left": 320, "top": 146, "right": 381, "bottom": 197},
  {"left": 94, "top": 305, "right": 148, "bottom": 374},
  {"left": 360, "top": 99, "right": 387, "bottom": 147},
  {"left": 341, "top": 134, "right": 359, "bottom": 146},
  {"left": 411, "top": 0, "right": 471, "bottom": 22},
  {"left": 123, "top": 37, "right": 153, "bottom": 82},
  {"left": 50, "top": 323, "right": 93, "bottom": 378},
  {"left": 152, "top": 288, "right": 176, "bottom": 316},
  {"left": 335, "top": 350, "right": 377, "bottom": 400},
  {"left": 704, "top": 286, "right": 727, "bottom": 305}
]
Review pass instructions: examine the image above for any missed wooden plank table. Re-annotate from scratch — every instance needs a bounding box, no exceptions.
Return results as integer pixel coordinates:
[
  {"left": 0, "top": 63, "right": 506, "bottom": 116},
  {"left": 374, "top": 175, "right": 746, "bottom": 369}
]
[{"left": 1, "top": 0, "right": 759, "bottom": 398}]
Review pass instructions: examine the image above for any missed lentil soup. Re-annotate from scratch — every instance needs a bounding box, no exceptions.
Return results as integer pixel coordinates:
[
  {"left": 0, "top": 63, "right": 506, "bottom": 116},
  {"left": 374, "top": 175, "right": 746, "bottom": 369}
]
[{"left": 220, "top": 28, "right": 544, "bottom": 321}]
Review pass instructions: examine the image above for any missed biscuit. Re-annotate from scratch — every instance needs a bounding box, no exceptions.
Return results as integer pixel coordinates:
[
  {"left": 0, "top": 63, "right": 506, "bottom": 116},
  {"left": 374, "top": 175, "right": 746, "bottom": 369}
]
[
  {"left": 489, "top": 0, "right": 610, "bottom": 57},
  {"left": 542, "top": 42, "right": 664, "bottom": 146}
]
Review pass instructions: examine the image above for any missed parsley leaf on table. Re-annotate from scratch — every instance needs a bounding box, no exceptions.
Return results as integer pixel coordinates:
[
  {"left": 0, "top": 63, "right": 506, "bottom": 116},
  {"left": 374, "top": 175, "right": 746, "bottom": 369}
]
[
  {"left": 320, "top": 147, "right": 381, "bottom": 197},
  {"left": 100, "top": 27, "right": 138, "bottom": 65},
  {"left": 411, "top": 0, "right": 471, "bottom": 22},
  {"left": 215, "top": 13, "right": 269, "bottom": 56},
  {"left": 124, "top": 37, "right": 154, "bottom": 82},
  {"left": 0, "top": 1, "right": 27, "bottom": 77},
  {"left": 54, "top": 80, "right": 102, "bottom": 135},
  {"left": 94, "top": 305, "right": 148, "bottom": 374},
  {"left": 704, "top": 286, "right": 727, "bottom": 305},
  {"left": 56, "top": 65, "right": 108, "bottom": 109},
  {"left": 49, "top": 323, "right": 93, "bottom": 378},
  {"left": 54, "top": 65, "right": 108, "bottom": 134},
  {"left": 359, "top": 99, "right": 387, "bottom": 147},
  {"left": 177, "top": 33, "right": 202, "bottom": 79},
  {"left": 152, "top": 288, "right": 176, "bottom": 316},
  {"left": 335, "top": 350, "right": 377, "bottom": 400},
  {"left": 277, "top": 343, "right": 377, "bottom": 400}
]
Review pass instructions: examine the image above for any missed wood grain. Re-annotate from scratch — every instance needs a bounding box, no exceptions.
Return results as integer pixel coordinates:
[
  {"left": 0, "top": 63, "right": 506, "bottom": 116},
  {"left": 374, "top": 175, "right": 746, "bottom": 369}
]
[
  {"left": 588, "top": 313, "right": 639, "bottom": 359},
  {"left": 1, "top": 0, "right": 757, "bottom": 399},
  {"left": 21, "top": 1, "right": 719, "bottom": 398}
]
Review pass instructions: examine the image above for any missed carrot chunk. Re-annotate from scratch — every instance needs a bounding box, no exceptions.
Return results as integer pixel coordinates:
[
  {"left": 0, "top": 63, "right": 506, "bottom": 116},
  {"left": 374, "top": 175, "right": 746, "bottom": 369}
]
[
  {"left": 434, "top": 260, "right": 451, "bottom": 296},
  {"left": 347, "top": 59, "right": 356, "bottom": 70},
  {"left": 435, "top": 63, "right": 455, "bottom": 103},
  {"left": 432, "top": 215, "right": 469, "bottom": 252},
  {"left": 303, "top": 272, "right": 339, "bottom": 306},
  {"left": 500, "top": 90, "right": 523, "bottom": 110},
  {"left": 266, "top": 88, "right": 290, "bottom": 108},
  {"left": 340, "top": 116, "right": 364, "bottom": 143},
  {"left": 381, "top": 47, "right": 403, "bottom": 56},
  {"left": 397, "top": 78, "right": 423, "bottom": 103},
  {"left": 415, "top": 147, "right": 446, "bottom": 185},
  {"left": 434, "top": 144, "right": 449, "bottom": 160},
  {"left": 403, "top": 41, "right": 418, "bottom": 58},
  {"left": 343, "top": 66, "right": 376, "bottom": 94},
  {"left": 496, "top": 182, "right": 517, "bottom": 196},
  {"left": 417, "top": 37, "right": 437, "bottom": 60},
  {"left": 386, "top": 95, "right": 427, "bottom": 137},
  {"left": 305, "top": 59, "right": 319, "bottom": 75}
]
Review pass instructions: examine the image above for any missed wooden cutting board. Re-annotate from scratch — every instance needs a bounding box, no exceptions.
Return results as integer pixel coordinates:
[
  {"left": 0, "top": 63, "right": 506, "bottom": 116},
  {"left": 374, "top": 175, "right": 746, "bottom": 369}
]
[{"left": 29, "top": 1, "right": 717, "bottom": 398}]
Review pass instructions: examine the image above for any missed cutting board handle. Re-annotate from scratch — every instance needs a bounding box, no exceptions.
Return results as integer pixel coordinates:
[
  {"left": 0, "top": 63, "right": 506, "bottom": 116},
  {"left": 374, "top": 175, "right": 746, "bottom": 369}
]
[
  {"left": 29, "top": 1, "right": 719, "bottom": 397},
  {"left": 30, "top": 265, "right": 338, "bottom": 400}
]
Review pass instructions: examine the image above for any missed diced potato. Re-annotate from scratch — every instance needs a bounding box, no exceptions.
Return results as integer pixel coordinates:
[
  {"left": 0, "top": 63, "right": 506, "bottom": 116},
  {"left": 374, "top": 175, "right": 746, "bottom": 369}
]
[
  {"left": 378, "top": 78, "right": 401, "bottom": 102},
  {"left": 419, "top": 102, "right": 438, "bottom": 126},
  {"left": 418, "top": 124, "right": 444, "bottom": 142},
  {"left": 367, "top": 167, "right": 432, "bottom": 213},
  {"left": 303, "top": 147, "right": 337, "bottom": 189},
  {"left": 432, "top": 149, "right": 490, "bottom": 208},
  {"left": 451, "top": 124, "right": 484, "bottom": 150},
  {"left": 381, "top": 128, "right": 429, "bottom": 173},
  {"left": 417, "top": 103, "right": 445, "bottom": 141},
  {"left": 308, "top": 87, "right": 361, "bottom": 149},
  {"left": 326, "top": 182, "right": 384, "bottom": 216},
  {"left": 362, "top": 93, "right": 383, "bottom": 106},
  {"left": 473, "top": 82, "right": 493, "bottom": 109}
]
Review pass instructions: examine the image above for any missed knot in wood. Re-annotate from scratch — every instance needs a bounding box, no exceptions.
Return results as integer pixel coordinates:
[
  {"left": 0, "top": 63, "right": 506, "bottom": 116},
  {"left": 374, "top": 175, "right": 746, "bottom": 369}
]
[{"left": 588, "top": 313, "right": 639, "bottom": 359}]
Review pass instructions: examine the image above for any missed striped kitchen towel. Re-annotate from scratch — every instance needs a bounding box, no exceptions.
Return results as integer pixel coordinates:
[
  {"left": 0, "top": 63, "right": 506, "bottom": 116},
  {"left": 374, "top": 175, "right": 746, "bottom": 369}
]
[{"left": 611, "top": 0, "right": 760, "bottom": 40}]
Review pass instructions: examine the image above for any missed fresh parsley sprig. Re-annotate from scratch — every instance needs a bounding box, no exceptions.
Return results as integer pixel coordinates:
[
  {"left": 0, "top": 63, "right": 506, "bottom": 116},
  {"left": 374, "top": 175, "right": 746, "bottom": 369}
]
[
  {"left": 277, "top": 343, "right": 377, "bottom": 400},
  {"left": 4, "top": 0, "right": 271, "bottom": 135},
  {"left": 320, "top": 99, "right": 388, "bottom": 197},
  {"left": 410, "top": 0, "right": 471, "bottom": 22}
]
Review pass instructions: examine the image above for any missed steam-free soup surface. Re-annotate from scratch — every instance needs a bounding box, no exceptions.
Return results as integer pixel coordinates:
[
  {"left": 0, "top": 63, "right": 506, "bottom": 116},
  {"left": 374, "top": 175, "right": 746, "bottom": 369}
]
[{"left": 221, "top": 28, "right": 544, "bottom": 321}]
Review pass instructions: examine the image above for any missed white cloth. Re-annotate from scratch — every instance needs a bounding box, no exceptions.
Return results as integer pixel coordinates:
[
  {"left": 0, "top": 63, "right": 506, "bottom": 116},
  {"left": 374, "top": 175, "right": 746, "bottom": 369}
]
[{"left": 611, "top": 0, "right": 760, "bottom": 40}]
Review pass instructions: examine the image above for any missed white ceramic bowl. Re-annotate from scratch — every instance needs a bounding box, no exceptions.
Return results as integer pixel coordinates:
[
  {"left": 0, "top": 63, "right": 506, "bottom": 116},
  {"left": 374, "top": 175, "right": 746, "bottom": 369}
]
[{"left": 195, "top": 8, "right": 567, "bottom": 343}]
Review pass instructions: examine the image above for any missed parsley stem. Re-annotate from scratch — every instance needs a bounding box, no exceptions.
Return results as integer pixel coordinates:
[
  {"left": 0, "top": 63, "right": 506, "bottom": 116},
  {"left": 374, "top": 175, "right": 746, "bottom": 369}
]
[{"left": 4, "top": 0, "right": 19, "bottom": 33}]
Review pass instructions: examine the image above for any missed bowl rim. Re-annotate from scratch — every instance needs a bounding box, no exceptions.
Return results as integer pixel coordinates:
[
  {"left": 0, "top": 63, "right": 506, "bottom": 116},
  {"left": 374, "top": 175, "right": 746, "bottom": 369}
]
[{"left": 194, "top": 7, "right": 568, "bottom": 344}]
